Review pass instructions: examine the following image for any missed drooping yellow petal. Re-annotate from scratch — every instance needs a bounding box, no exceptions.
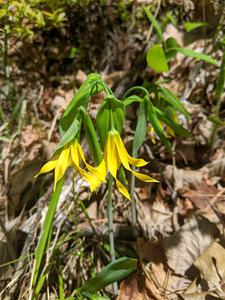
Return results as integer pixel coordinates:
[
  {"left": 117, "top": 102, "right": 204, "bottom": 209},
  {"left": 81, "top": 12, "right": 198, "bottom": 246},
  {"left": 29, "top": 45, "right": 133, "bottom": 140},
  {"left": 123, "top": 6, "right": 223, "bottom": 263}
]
[
  {"left": 115, "top": 178, "right": 131, "bottom": 200},
  {"left": 95, "top": 160, "right": 107, "bottom": 181},
  {"left": 132, "top": 170, "right": 159, "bottom": 183},
  {"left": 114, "top": 133, "right": 149, "bottom": 168},
  {"left": 70, "top": 142, "right": 79, "bottom": 166},
  {"left": 150, "top": 126, "right": 156, "bottom": 144},
  {"left": 105, "top": 132, "right": 131, "bottom": 199},
  {"left": 113, "top": 131, "right": 158, "bottom": 184},
  {"left": 78, "top": 166, "right": 102, "bottom": 193},
  {"left": 54, "top": 146, "right": 70, "bottom": 190},
  {"left": 166, "top": 126, "right": 175, "bottom": 137},
  {"left": 76, "top": 142, "right": 106, "bottom": 182},
  {"left": 105, "top": 133, "right": 120, "bottom": 178},
  {"left": 35, "top": 159, "right": 57, "bottom": 178}
]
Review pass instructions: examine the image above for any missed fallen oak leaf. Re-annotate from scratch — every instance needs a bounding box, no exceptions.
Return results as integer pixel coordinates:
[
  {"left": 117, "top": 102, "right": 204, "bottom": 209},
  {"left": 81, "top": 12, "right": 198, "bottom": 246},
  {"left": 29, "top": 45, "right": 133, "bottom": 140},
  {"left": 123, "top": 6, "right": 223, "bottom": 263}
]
[{"left": 194, "top": 241, "right": 225, "bottom": 292}]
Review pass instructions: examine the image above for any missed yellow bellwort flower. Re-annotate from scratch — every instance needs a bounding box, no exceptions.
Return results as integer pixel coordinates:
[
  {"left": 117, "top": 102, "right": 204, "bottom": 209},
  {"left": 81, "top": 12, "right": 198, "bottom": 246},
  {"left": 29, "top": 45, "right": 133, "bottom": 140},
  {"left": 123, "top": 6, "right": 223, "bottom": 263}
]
[
  {"left": 35, "top": 140, "right": 106, "bottom": 192},
  {"left": 148, "top": 120, "right": 175, "bottom": 144},
  {"left": 97, "top": 129, "right": 158, "bottom": 200}
]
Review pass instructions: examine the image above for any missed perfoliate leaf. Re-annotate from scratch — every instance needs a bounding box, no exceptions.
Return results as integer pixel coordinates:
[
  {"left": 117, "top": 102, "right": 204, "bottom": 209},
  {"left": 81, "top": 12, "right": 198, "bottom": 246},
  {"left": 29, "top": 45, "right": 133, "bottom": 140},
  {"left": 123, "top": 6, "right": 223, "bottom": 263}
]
[
  {"left": 146, "top": 98, "right": 171, "bottom": 151},
  {"left": 147, "top": 44, "right": 169, "bottom": 73},
  {"left": 53, "top": 117, "right": 80, "bottom": 157},
  {"left": 59, "top": 73, "right": 103, "bottom": 136},
  {"left": 96, "top": 96, "right": 125, "bottom": 148},
  {"left": 176, "top": 47, "right": 218, "bottom": 66},
  {"left": 79, "top": 257, "right": 137, "bottom": 295},
  {"left": 154, "top": 106, "right": 191, "bottom": 138},
  {"left": 159, "top": 87, "right": 189, "bottom": 118},
  {"left": 80, "top": 107, "right": 102, "bottom": 164},
  {"left": 184, "top": 21, "right": 208, "bottom": 32},
  {"left": 144, "top": 6, "right": 163, "bottom": 40},
  {"left": 164, "top": 37, "right": 178, "bottom": 61},
  {"left": 132, "top": 101, "right": 147, "bottom": 154}
]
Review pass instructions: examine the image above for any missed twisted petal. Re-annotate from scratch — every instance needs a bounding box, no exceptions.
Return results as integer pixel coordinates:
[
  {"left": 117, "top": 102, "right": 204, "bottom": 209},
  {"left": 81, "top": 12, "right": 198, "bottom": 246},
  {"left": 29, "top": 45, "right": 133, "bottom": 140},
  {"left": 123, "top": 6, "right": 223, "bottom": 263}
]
[
  {"left": 76, "top": 143, "right": 106, "bottom": 182},
  {"left": 70, "top": 142, "right": 79, "bottom": 166},
  {"left": 35, "top": 160, "right": 57, "bottom": 177},
  {"left": 115, "top": 178, "right": 131, "bottom": 200},
  {"left": 106, "top": 133, "right": 120, "bottom": 177},
  {"left": 54, "top": 146, "right": 70, "bottom": 190},
  {"left": 132, "top": 170, "right": 158, "bottom": 183},
  {"left": 114, "top": 132, "right": 158, "bottom": 183},
  {"left": 95, "top": 160, "right": 107, "bottom": 180},
  {"left": 78, "top": 166, "right": 102, "bottom": 193},
  {"left": 71, "top": 141, "right": 105, "bottom": 192},
  {"left": 149, "top": 126, "right": 156, "bottom": 144},
  {"left": 106, "top": 132, "right": 130, "bottom": 200},
  {"left": 114, "top": 133, "right": 148, "bottom": 167}
]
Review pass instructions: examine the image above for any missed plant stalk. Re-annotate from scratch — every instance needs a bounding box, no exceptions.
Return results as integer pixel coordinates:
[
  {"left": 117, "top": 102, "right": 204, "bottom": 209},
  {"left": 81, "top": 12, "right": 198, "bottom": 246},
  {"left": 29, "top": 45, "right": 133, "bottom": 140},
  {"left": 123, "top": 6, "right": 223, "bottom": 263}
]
[
  {"left": 130, "top": 149, "right": 137, "bottom": 229},
  {"left": 130, "top": 172, "right": 137, "bottom": 227},
  {"left": 107, "top": 174, "right": 118, "bottom": 295}
]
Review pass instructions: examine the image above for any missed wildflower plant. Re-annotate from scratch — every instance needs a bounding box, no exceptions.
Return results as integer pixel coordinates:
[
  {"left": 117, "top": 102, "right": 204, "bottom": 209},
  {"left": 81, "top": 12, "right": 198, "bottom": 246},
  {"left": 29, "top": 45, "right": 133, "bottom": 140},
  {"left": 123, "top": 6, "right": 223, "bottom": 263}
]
[{"left": 32, "top": 73, "right": 191, "bottom": 299}]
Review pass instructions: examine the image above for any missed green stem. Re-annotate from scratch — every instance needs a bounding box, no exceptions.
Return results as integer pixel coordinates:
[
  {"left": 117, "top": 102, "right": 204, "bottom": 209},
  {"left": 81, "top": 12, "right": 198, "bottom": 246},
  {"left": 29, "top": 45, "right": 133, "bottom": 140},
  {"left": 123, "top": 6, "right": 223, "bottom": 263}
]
[
  {"left": 130, "top": 173, "right": 136, "bottom": 226},
  {"left": 107, "top": 174, "right": 118, "bottom": 295},
  {"left": 210, "top": 49, "right": 225, "bottom": 148},
  {"left": 122, "top": 86, "right": 149, "bottom": 99},
  {"left": 130, "top": 149, "right": 137, "bottom": 229}
]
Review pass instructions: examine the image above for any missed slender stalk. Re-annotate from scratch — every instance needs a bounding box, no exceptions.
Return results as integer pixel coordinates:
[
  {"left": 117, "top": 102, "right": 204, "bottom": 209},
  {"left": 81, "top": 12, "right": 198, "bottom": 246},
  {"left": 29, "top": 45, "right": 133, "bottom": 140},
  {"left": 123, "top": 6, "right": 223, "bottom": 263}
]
[
  {"left": 130, "top": 173, "right": 136, "bottom": 226},
  {"left": 210, "top": 49, "right": 225, "bottom": 148},
  {"left": 130, "top": 148, "right": 137, "bottom": 229},
  {"left": 107, "top": 174, "right": 118, "bottom": 295}
]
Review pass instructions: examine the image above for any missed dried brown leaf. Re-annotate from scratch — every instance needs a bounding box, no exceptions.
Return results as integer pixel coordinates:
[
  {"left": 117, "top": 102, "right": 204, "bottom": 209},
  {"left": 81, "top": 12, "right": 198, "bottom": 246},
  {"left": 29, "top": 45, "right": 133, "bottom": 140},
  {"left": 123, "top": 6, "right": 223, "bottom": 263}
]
[
  {"left": 179, "top": 291, "right": 221, "bottom": 300},
  {"left": 163, "top": 216, "right": 218, "bottom": 276},
  {"left": 194, "top": 241, "right": 225, "bottom": 291}
]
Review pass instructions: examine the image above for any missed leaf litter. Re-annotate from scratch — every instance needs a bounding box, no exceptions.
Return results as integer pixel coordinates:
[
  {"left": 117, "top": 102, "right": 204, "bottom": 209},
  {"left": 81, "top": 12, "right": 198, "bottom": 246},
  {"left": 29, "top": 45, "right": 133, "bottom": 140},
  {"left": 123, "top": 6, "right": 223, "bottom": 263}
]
[{"left": 1, "top": 1, "right": 225, "bottom": 299}]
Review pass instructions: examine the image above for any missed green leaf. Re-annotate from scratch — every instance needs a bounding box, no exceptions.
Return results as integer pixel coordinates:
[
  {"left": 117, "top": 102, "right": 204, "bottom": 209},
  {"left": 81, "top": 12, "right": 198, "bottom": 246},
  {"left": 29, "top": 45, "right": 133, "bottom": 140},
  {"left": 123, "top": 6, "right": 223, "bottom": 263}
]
[
  {"left": 147, "top": 45, "right": 169, "bottom": 73},
  {"left": 145, "top": 98, "right": 171, "bottom": 151},
  {"left": 143, "top": 6, "right": 163, "bottom": 40},
  {"left": 154, "top": 106, "right": 191, "bottom": 138},
  {"left": 53, "top": 117, "right": 80, "bottom": 157},
  {"left": 159, "top": 87, "right": 189, "bottom": 118},
  {"left": 32, "top": 177, "right": 65, "bottom": 297},
  {"left": 132, "top": 101, "right": 147, "bottom": 154},
  {"left": 176, "top": 47, "right": 218, "bottom": 66},
  {"left": 79, "top": 257, "right": 137, "bottom": 295},
  {"left": 184, "top": 21, "right": 207, "bottom": 32},
  {"left": 164, "top": 37, "right": 177, "bottom": 61},
  {"left": 59, "top": 73, "right": 103, "bottom": 136},
  {"left": 80, "top": 107, "right": 102, "bottom": 164},
  {"left": 123, "top": 95, "right": 142, "bottom": 106},
  {"left": 96, "top": 96, "right": 125, "bottom": 148}
]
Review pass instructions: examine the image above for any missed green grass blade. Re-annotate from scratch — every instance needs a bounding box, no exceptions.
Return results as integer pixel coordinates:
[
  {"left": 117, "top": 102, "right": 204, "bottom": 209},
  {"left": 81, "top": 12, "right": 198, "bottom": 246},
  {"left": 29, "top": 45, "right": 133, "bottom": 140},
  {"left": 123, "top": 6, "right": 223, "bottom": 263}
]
[
  {"left": 159, "top": 87, "right": 189, "bottom": 118},
  {"left": 144, "top": 6, "right": 163, "bottom": 40},
  {"left": 176, "top": 47, "right": 218, "bottom": 66},
  {"left": 31, "top": 176, "right": 64, "bottom": 298}
]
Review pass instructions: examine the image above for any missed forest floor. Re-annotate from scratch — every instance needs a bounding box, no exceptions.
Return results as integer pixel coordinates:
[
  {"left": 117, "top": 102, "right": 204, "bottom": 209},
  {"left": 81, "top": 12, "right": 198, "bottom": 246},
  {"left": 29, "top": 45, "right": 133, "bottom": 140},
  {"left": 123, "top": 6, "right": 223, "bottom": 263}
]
[{"left": 0, "top": 1, "right": 225, "bottom": 299}]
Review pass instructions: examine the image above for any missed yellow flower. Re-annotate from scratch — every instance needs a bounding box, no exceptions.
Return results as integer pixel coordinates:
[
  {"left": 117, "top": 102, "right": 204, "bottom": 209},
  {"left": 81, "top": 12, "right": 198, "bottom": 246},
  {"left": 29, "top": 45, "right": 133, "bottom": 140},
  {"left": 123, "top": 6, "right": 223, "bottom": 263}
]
[
  {"left": 97, "top": 130, "right": 158, "bottom": 200},
  {"left": 148, "top": 121, "right": 175, "bottom": 144},
  {"left": 35, "top": 140, "right": 105, "bottom": 192}
]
